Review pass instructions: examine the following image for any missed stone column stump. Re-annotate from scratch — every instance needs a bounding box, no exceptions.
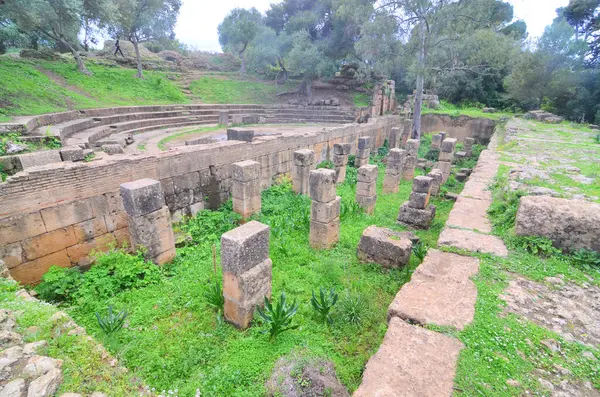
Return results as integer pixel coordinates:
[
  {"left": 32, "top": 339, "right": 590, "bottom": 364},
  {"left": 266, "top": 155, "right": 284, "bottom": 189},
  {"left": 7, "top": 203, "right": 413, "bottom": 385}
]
[
  {"left": 456, "top": 137, "right": 474, "bottom": 159},
  {"left": 431, "top": 134, "right": 442, "bottom": 150},
  {"left": 357, "top": 226, "right": 413, "bottom": 268},
  {"left": 309, "top": 169, "right": 340, "bottom": 249},
  {"left": 401, "top": 121, "right": 412, "bottom": 147},
  {"left": 356, "top": 164, "right": 378, "bottom": 214},
  {"left": 219, "top": 110, "right": 229, "bottom": 127},
  {"left": 292, "top": 149, "right": 315, "bottom": 195},
  {"left": 333, "top": 143, "right": 351, "bottom": 184},
  {"left": 354, "top": 137, "right": 371, "bottom": 168},
  {"left": 434, "top": 138, "right": 457, "bottom": 183},
  {"left": 232, "top": 160, "right": 261, "bottom": 218},
  {"left": 390, "top": 127, "right": 401, "bottom": 149},
  {"left": 402, "top": 139, "right": 420, "bottom": 180},
  {"left": 227, "top": 128, "right": 254, "bottom": 142},
  {"left": 427, "top": 169, "right": 444, "bottom": 196},
  {"left": 221, "top": 221, "right": 272, "bottom": 329},
  {"left": 120, "top": 178, "right": 176, "bottom": 264},
  {"left": 382, "top": 148, "right": 406, "bottom": 193},
  {"left": 398, "top": 176, "right": 436, "bottom": 229}
]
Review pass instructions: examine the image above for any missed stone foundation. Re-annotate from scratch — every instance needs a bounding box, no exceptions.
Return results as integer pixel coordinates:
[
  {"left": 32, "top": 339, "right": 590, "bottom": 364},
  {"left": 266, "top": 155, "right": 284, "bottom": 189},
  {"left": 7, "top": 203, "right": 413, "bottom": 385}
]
[
  {"left": 398, "top": 176, "right": 436, "bottom": 229},
  {"left": 357, "top": 226, "right": 412, "bottom": 268}
]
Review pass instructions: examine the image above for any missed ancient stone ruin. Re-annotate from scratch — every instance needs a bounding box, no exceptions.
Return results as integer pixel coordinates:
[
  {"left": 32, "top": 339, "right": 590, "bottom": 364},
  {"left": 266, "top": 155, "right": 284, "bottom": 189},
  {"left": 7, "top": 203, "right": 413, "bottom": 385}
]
[
  {"left": 221, "top": 221, "right": 272, "bottom": 329},
  {"left": 434, "top": 137, "right": 457, "bottom": 183},
  {"left": 120, "top": 178, "right": 176, "bottom": 264},
  {"left": 292, "top": 149, "right": 315, "bottom": 195},
  {"left": 332, "top": 143, "right": 351, "bottom": 184},
  {"left": 382, "top": 148, "right": 406, "bottom": 194},
  {"left": 455, "top": 137, "right": 474, "bottom": 159},
  {"left": 398, "top": 176, "right": 436, "bottom": 229},
  {"left": 231, "top": 160, "right": 262, "bottom": 219},
  {"left": 402, "top": 139, "right": 420, "bottom": 180},
  {"left": 354, "top": 136, "right": 371, "bottom": 167},
  {"left": 356, "top": 164, "right": 378, "bottom": 214},
  {"left": 309, "top": 169, "right": 341, "bottom": 249},
  {"left": 357, "top": 226, "right": 413, "bottom": 268}
]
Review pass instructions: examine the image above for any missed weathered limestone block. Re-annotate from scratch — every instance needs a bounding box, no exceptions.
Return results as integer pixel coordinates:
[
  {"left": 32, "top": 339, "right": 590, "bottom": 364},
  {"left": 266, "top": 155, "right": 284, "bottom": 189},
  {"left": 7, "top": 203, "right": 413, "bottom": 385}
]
[
  {"left": 402, "top": 155, "right": 417, "bottom": 181},
  {"left": 227, "top": 128, "right": 254, "bottom": 142},
  {"left": 439, "top": 131, "right": 447, "bottom": 141},
  {"left": 333, "top": 143, "right": 350, "bottom": 184},
  {"left": 441, "top": 137, "right": 457, "bottom": 153},
  {"left": 333, "top": 143, "right": 352, "bottom": 155},
  {"left": 354, "top": 137, "right": 371, "bottom": 167},
  {"left": 357, "top": 226, "right": 412, "bottom": 268},
  {"left": 120, "top": 178, "right": 166, "bottom": 218},
  {"left": 59, "top": 146, "right": 84, "bottom": 162},
  {"left": 232, "top": 114, "right": 244, "bottom": 124},
  {"left": 120, "top": 179, "right": 175, "bottom": 264},
  {"left": 232, "top": 160, "right": 261, "bottom": 218},
  {"left": 309, "top": 169, "right": 340, "bottom": 249},
  {"left": 434, "top": 160, "right": 452, "bottom": 184},
  {"left": 218, "top": 110, "right": 229, "bottom": 126},
  {"left": 431, "top": 134, "right": 442, "bottom": 149},
  {"left": 428, "top": 169, "right": 444, "bottom": 196},
  {"left": 309, "top": 169, "right": 337, "bottom": 203},
  {"left": 401, "top": 121, "right": 411, "bottom": 147},
  {"left": 382, "top": 148, "right": 405, "bottom": 194},
  {"left": 515, "top": 196, "right": 600, "bottom": 252},
  {"left": 356, "top": 164, "right": 378, "bottom": 214},
  {"left": 292, "top": 149, "right": 315, "bottom": 195},
  {"left": 405, "top": 139, "right": 420, "bottom": 157},
  {"left": 390, "top": 127, "right": 401, "bottom": 148},
  {"left": 398, "top": 204, "right": 436, "bottom": 229},
  {"left": 221, "top": 221, "right": 272, "bottom": 329},
  {"left": 102, "top": 144, "right": 124, "bottom": 155},
  {"left": 17, "top": 150, "right": 61, "bottom": 169}
]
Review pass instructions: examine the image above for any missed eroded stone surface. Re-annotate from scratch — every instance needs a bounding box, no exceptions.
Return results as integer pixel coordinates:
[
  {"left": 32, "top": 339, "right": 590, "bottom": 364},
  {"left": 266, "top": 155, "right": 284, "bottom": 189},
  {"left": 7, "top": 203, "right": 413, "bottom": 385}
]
[
  {"left": 446, "top": 196, "right": 492, "bottom": 233},
  {"left": 438, "top": 227, "right": 508, "bottom": 257},
  {"left": 501, "top": 276, "right": 600, "bottom": 347},
  {"left": 354, "top": 317, "right": 463, "bottom": 397},
  {"left": 388, "top": 250, "right": 479, "bottom": 330}
]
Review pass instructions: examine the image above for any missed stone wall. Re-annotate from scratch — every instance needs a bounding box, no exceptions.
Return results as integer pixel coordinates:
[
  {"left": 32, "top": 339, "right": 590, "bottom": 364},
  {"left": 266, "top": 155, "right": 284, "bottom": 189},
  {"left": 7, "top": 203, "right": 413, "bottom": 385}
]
[
  {"left": 421, "top": 114, "right": 496, "bottom": 145},
  {"left": 0, "top": 116, "right": 401, "bottom": 284}
]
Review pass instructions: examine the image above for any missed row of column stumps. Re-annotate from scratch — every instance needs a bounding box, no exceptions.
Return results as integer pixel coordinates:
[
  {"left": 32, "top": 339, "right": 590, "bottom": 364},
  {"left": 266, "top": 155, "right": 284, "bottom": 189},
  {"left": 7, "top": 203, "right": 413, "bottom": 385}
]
[
  {"left": 398, "top": 175, "right": 436, "bottom": 229},
  {"left": 120, "top": 178, "right": 176, "bottom": 264},
  {"left": 356, "top": 164, "right": 378, "bottom": 214},
  {"left": 354, "top": 136, "right": 371, "bottom": 167},
  {"left": 434, "top": 137, "right": 458, "bottom": 183}
]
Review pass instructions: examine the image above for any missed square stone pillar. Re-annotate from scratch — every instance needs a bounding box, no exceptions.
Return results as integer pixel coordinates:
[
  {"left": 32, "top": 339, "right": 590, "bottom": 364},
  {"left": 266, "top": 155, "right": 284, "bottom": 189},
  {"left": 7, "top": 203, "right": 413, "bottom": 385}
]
[
  {"left": 402, "top": 139, "right": 420, "bottom": 180},
  {"left": 456, "top": 137, "right": 474, "bottom": 159},
  {"left": 401, "top": 121, "right": 412, "bottom": 147},
  {"left": 120, "top": 178, "right": 175, "bottom": 264},
  {"left": 232, "top": 160, "right": 261, "bottom": 218},
  {"left": 355, "top": 137, "right": 371, "bottom": 168},
  {"left": 434, "top": 138, "right": 457, "bottom": 183},
  {"left": 227, "top": 128, "right": 254, "bottom": 142},
  {"left": 333, "top": 143, "right": 351, "bottom": 184},
  {"left": 389, "top": 127, "right": 401, "bottom": 148},
  {"left": 356, "top": 165, "right": 378, "bottom": 214},
  {"left": 309, "top": 169, "right": 340, "bottom": 249},
  {"left": 292, "top": 149, "right": 315, "bottom": 195},
  {"left": 398, "top": 176, "right": 436, "bottom": 229},
  {"left": 382, "top": 148, "right": 406, "bottom": 194},
  {"left": 431, "top": 134, "right": 442, "bottom": 150},
  {"left": 427, "top": 169, "right": 444, "bottom": 196},
  {"left": 219, "top": 110, "right": 229, "bottom": 126},
  {"left": 440, "top": 132, "right": 447, "bottom": 141},
  {"left": 221, "top": 221, "right": 272, "bottom": 329}
]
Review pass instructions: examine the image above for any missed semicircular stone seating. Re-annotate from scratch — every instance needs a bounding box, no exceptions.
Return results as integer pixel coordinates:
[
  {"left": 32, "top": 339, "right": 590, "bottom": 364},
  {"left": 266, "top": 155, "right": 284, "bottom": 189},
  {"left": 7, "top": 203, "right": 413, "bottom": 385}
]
[{"left": 3, "top": 104, "right": 357, "bottom": 151}]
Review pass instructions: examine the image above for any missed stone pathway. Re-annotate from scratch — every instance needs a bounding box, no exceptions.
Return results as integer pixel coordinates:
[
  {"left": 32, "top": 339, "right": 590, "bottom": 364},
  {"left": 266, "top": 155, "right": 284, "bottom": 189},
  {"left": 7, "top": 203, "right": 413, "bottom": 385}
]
[{"left": 354, "top": 137, "right": 509, "bottom": 396}]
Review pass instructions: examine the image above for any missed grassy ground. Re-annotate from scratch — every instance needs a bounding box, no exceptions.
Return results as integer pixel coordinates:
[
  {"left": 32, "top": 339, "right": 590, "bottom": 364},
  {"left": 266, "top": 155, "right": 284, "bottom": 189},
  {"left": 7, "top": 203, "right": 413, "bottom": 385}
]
[
  {"left": 0, "top": 58, "right": 188, "bottom": 122},
  {"left": 189, "top": 75, "right": 299, "bottom": 104},
  {"left": 451, "top": 122, "right": 600, "bottom": 396},
  {"left": 29, "top": 137, "right": 472, "bottom": 396},
  {"left": 0, "top": 277, "right": 144, "bottom": 396},
  {"left": 423, "top": 100, "right": 513, "bottom": 121}
]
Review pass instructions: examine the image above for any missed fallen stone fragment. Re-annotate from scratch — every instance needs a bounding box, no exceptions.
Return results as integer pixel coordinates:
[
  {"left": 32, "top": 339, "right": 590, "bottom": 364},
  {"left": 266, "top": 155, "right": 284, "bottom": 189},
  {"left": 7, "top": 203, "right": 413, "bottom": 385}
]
[{"left": 27, "top": 367, "right": 62, "bottom": 397}]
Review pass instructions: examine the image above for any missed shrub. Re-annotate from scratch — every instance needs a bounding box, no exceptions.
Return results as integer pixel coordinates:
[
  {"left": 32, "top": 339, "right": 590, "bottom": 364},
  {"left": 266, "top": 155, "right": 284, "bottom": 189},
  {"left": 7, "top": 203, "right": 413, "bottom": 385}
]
[
  {"left": 338, "top": 292, "right": 367, "bottom": 326},
  {"left": 204, "top": 280, "right": 225, "bottom": 313},
  {"left": 35, "top": 266, "right": 83, "bottom": 303},
  {"left": 571, "top": 249, "right": 600, "bottom": 271},
  {"left": 96, "top": 305, "right": 127, "bottom": 335},
  {"left": 343, "top": 165, "right": 358, "bottom": 185},
  {"left": 316, "top": 160, "right": 335, "bottom": 169},
  {"left": 257, "top": 291, "right": 299, "bottom": 340},
  {"left": 412, "top": 242, "right": 428, "bottom": 263},
  {"left": 310, "top": 287, "right": 338, "bottom": 325},
  {"left": 511, "top": 236, "right": 561, "bottom": 257},
  {"left": 182, "top": 203, "right": 241, "bottom": 245}
]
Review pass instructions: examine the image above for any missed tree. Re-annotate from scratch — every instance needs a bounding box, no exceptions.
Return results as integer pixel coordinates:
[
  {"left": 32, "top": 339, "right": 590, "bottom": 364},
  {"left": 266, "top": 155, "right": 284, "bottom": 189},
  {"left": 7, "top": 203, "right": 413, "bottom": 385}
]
[
  {"left": 108, "top": 0, "right": 181, "bottom": 79},
  {"left": 218, "top": 8, "right": 263, "bottom": 73},
  {"left": 562, "top": 0, "right": 599, "bottom": 64},
  {"left": 1, "top": 0, "right": 91, "bottom": 74}
]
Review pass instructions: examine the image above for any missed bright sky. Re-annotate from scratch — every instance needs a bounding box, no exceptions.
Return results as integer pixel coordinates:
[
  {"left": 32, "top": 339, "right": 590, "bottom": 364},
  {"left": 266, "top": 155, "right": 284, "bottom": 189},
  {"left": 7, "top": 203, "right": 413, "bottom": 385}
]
[{"left": 175, "top": 0, "right": 570, "bottom": 53}]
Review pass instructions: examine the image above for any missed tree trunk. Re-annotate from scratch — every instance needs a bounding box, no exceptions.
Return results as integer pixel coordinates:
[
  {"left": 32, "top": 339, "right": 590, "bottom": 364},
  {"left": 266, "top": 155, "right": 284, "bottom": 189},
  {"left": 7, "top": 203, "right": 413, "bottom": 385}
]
[
  {"left": 299, "top": 79, "right": 312, "bottom": 98},
  {"left": 132, "top": 40, "right": 144, "bottom": 79},
  {"left": 60, "top": 37, "right": 92, "bottom": 76},
  {"left": 239, "top": 51, "right": 246, "bottom": 73},
  {"left": 411, "top": 22, "right": 427, "bottom": 140}
]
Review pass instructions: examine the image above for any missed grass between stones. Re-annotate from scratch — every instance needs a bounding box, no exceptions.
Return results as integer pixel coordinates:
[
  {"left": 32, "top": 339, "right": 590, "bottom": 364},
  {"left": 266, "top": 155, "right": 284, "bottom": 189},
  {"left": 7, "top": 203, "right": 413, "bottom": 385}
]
[
  {"left": 422, "top": 100, "right": 514, "bottom": 121},
  {"left": 451, "top": 145, "right": 600, "bottom": 395},
  {"left": 0, "top": 59, "right": 188, "bottom": 122},
  {"left": 156, "top": 125, "right": 222, "bottom": 151},
  {"left": 30, "top": 144, "right": 467, "bottom": 396},
  {"left": 189, "top": 76, "right": 300, "bottom": 104}
]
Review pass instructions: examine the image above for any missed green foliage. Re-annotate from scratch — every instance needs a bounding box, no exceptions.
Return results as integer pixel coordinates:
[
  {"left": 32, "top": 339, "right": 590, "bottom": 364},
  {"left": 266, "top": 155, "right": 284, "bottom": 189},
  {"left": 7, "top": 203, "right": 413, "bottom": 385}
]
[
  {"left": 595, "top": 133, "right": 600, "bottom": 144},
  {"left": 378, "top": 139, "right": 390, "bottom": 157},
  {"left": 338, "top": 292, "right": 367, "bottom": 326},
  {"left": 95, "top": 305, "right": 127, "bottom": 336},
  {"left": 343, "top": 164, "right": 358, "bottom": 185},
  {"left": 181, "top": 203, "right": 241, "bottom": 246},
  {"left": 35, "top": 266, "right": 83, "bottom": 303},
  {"left": 36, "top": 250, "right": 161, "bottom": 305},
  {"left": 218, "top": 8, "right": 263, "bottom": 56},
  {"left": 412, "top": 242, "right": 428, "bottom": 263},
  {"left": 353, "top": 93, "right": 371, "bottom": 108},
  {"left": 204, "top": 280, "right": 225, "bottom": 313},
  {"left": 257, "top": 291, "right": 300, "bottom": 340},
  {"left": 189, "top": 76, "right": 298, "bottom": 104},
  {"left": 310, "top": 287, "right": 338, "bottom": 325},
  {"left": 511, "top": 236, "right": 562, "bottom": 257},
  {"left": 316, "top": 160, "right": 335, "bottom": 169},
  {"left": 571, "top": 249, "right": 600, "bottom": 271}
]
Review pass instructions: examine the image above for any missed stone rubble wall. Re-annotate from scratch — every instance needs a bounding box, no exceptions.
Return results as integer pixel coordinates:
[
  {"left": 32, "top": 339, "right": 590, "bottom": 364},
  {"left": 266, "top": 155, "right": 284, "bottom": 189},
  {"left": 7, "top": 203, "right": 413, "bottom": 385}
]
[
  {"left": 421, "top": 114, "right": 496, "bottom": 145},
  {"left": 0, "top": 116, "right": 401, "bottom": 285}
]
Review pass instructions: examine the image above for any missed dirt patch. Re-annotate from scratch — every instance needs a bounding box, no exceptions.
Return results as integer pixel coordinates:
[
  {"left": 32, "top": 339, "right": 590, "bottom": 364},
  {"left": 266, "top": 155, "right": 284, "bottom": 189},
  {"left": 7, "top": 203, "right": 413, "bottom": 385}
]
[{"left": 500, "top": 275, "right": 600, "bottom": 348}]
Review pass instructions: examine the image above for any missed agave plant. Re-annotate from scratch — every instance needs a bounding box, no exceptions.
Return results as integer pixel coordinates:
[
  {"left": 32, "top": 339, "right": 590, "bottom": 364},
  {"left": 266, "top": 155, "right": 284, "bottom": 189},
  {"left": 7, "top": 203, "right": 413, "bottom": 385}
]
[
  {"left": 95, "top": 305, "right": 127, "bottom": 335},
  {"left": 204, "top": 279, "right": 225, "bottom": 313},
  {"left": 310, "top": 287, "right": 338, "bottom": 325},
  {"left": 412, "top": 242, "right": 428, "bottom": 263},
  {"left": 256, "top": 291, "right": 299, "bottom": 340}
]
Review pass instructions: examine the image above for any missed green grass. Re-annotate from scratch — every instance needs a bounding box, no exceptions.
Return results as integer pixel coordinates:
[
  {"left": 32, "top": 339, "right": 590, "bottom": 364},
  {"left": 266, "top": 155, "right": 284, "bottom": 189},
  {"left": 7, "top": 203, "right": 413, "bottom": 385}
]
[
  {"left": 422, "top": 100, "right": 513, "bottom": 121},
  {"left": 189, "top": 76, "right": 299, "bottom": 104},
  {"left": 0, "top": 58, "right": 188, "bottom": 121},
  {"left": 0, "top": 278, "right": 143, "bottom": 396},
  {"left": 157, "top": 125, "right": 222, "bottom": 151},
  {"left": 33, "top": 145, "right": 469, "bottom": 396},
  {"left": 353, "top": 92, "right": 371, "bottom": 108}
]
